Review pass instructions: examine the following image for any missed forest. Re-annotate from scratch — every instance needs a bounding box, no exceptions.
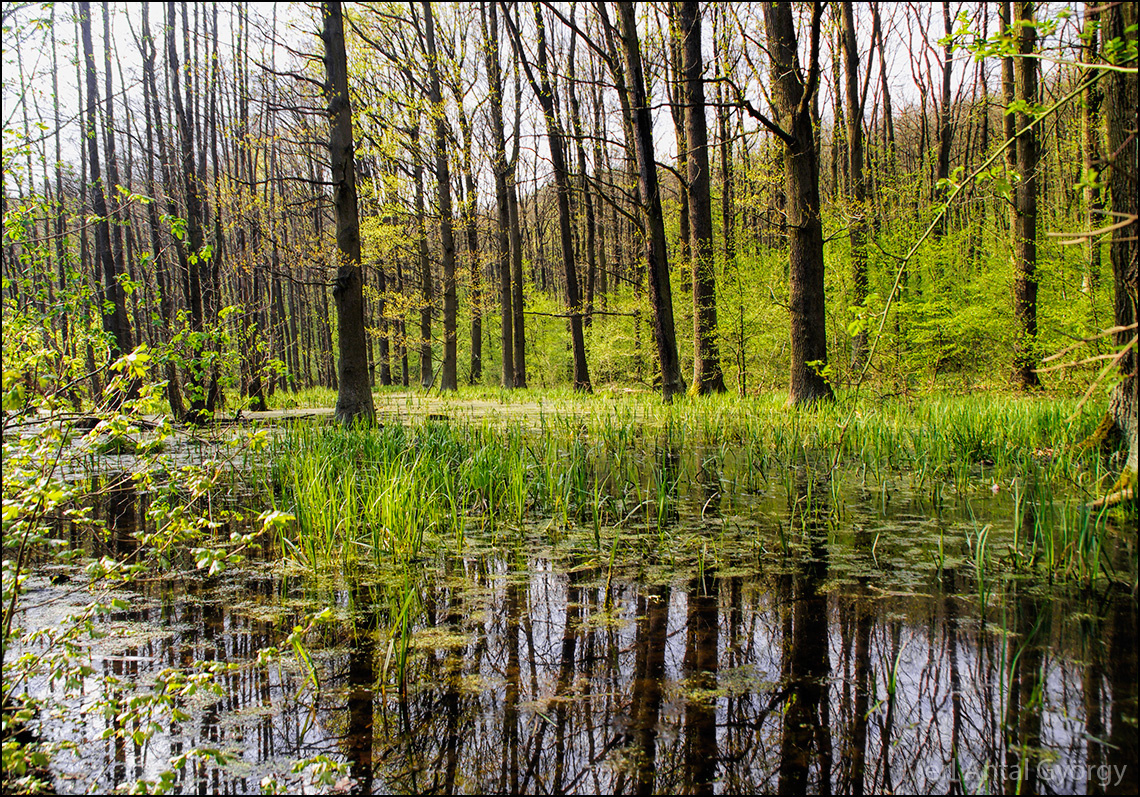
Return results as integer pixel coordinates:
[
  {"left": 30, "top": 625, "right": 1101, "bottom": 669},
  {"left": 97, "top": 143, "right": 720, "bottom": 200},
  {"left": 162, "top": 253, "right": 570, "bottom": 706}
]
[{"left": 2, "top": 1, "right": 1137, "bottom": 795}]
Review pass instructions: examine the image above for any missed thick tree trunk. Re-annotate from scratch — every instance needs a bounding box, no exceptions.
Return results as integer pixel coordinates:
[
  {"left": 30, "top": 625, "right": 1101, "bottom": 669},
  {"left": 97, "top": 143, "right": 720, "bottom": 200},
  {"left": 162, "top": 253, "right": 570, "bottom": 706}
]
[
  {"left": 321, "top": 1, "right": 375, "bottom": 424},
  {"left": 616, "top": 2, "right": 685, "bottom": 401},
  {"left": 681, "top": 1, "right": 726, "bottom": 394},
  {"left": 1103, "top": 1, "right": 1138, "bottom": 485},
  {"left": 764, "top": 1, "right": 832, "bottom": 404}
]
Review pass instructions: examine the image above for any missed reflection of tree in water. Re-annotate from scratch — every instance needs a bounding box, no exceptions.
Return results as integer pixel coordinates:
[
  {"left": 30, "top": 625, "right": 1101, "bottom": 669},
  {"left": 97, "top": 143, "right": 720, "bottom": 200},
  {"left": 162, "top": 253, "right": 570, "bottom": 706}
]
[
  {"left": 347, "top": 582, "right": 378, "bottom": 793},
  {"left": 58, "top": 462, "right": 1138, "bottom": 794},
  {"left": 683, "top": 569, "right": 718, "bottom": 795},
  {"left": 777, "top": 467, "right": 833, "bottom": 794}
]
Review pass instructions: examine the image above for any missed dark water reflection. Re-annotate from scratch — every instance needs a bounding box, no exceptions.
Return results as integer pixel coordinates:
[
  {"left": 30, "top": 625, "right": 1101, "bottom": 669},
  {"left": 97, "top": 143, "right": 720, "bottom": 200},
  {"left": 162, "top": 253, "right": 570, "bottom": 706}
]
[{"left": 23, "top": 469, "right": 1139, "bottom": 795}]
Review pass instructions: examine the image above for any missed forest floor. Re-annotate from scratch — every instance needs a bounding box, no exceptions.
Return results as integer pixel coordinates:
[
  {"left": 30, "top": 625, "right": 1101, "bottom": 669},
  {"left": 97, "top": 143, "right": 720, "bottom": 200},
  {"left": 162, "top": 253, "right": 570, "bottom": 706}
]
[{"left": 247, "top": 387, "right": 653, "bottom": 427}]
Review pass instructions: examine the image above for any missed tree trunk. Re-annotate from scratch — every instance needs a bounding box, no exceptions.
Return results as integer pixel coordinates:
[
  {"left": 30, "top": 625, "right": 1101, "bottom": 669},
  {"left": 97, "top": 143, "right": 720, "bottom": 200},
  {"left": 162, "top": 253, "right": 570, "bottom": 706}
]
[
  {"left": 681, "top": 0, "right": 726, "bottom": 394},
  {"left": 840, "top": 1, "right": 869, "bottom": 368},
  {"left": 1012, "top": 2, "right": 1040, "bottom": 389},
  {"left": 1102, "top": 1, "right": 1138, "bottom": 485},
  {"left": 411, "top": 119, "right": 434, "bottom": 388},
  {"left": 482, "top": 2, "right": 514, "bottom": 388},
  {"left": 504, "top": 4, "right": 590, "bottom": 392},
  {"left": 321, "top": 0, "right": 375, "bottom": 424},
  {"left": 567, "top": 20, "right": 598, "bottom": 331},
  {"left": 421, "top": 2, "right": 458, "bottom": 392},
  {"left": 764, "top": 1, "right": 833, "bottom": 404},
  {"left": 79, "top": 2, "right": 133, "bottom": 373},
  {"left": 138, "top": 3, "right": 185, "bottom": 417},
  {"left": 616, "top": 2, "right": 685, "bottom": 401},
  {"left": 934, "top": 1, "right": 953, "bottom": 237},
  {"left": 166, "top": 1, "right": 213, "bottom": 420},
  {"left": 1082, "top": 2, "right": 1104, "bottom": 294}
]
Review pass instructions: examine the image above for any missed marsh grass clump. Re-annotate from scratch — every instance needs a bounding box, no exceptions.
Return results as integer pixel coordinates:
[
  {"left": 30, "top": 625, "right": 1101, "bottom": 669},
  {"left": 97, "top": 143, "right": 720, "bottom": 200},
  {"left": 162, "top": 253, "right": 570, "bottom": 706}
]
[{"left": 266, "top": 391, "right": 1125, "bottom": 587}]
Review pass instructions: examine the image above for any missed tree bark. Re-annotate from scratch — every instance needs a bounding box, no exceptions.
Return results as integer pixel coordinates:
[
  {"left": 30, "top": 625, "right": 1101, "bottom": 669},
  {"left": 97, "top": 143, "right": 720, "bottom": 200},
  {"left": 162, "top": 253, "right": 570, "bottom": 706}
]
[
  {"left": 1082, "top": 2, "right": 1104, "bottom": 294},
  {"left": 421, "top": 2, "right": 458, "bottom": 391},
  {"left": 840, "top": 1, "right": 869, "bottom": 368},
  {"left": 1102, "top": 1, "right": 1138, "bottom": 484},
  {"left": 79, "top": 2, "right": 133, "bottom": 374},
  {"left": 616, "top": 2, "right": 685, "bottom": 401},
  {"left": 933, "top": 0, "right": 954, "bottom": 236},
  {"left": 504, "top": 3, "right": 590, "bottom": 392},
  {"left": 138, "top": 3, "right": 185, "bottom": 417},
  {"left": 321, "top": 0, "right": 375, "bottom": 424},
  {"left": 1012, "top": 1, "right": 1040, "bottom": 389},
  {"left": 680, "top": 0, "right": 726, "bottom": 394},
  {"left": 411, "top": 119, "right": 434, "bottom": 388},
  {"left": 764, "top": 1, "right": 832, "bottom": 404},
  {"left": 482, "top": 2, "right": 514, "bottom": 388}
]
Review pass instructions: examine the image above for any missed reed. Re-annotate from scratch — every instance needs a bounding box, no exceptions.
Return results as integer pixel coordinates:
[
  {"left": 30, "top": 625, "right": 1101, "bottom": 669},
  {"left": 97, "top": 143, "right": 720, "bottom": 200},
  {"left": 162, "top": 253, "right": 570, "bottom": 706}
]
[{"left": 265, "top": 391, "right": 1122, "bottom": 586}]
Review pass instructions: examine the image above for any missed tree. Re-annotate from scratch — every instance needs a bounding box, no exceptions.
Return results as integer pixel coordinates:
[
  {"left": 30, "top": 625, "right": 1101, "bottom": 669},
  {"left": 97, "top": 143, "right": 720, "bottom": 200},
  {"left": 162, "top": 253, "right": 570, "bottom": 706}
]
[
  {"left": 615, "top": 1, "right": 685, "bottom": 401},
  {"left": 761, "top": 1, "right": 832, "bottom": 404},
  {"left": 1081, "top": 2, "right": 1103, "bottom": 294},
  {"left": 78, "top": 2, "right": 133, "bottom": 384},
  {"left": 420, "top": 2, "right": 458, "bottom": 392},
  {"left": 321, "top": 0, "right": 375, "bottom": 424},
  {"left": 481, "top": 2, "right": 514, "bottom": 388},
  {"left": 1011, "top": 1, "right": 1040, "bottom": 390},
  {"left": 839, "top": 1, "right": 869, "bottom": 367},
  {"left": 1102, "top": 1, "right": 1138, "bottom": 488},
  {"left": 680, "top": 0, "right": 726, "bottom": 394},
  {"left": 503, "top": 2, "right": 590, "bottom": 392}
]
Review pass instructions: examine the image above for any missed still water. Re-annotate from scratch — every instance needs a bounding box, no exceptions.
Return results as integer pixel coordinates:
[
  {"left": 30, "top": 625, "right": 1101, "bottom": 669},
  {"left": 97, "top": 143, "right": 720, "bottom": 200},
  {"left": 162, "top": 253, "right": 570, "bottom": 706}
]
[{"left": 18, "top": 464, "right": 1139, "bottom": 795}]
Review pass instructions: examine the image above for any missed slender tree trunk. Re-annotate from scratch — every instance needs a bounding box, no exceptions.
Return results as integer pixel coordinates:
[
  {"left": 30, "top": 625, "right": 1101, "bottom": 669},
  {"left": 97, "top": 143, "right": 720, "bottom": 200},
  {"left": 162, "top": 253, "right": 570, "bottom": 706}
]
[
  {"left": 666, "top": 6, "right": 690, "bottom": 268},
  {"left": 321, "top": 0, "right": 375, "bottom": 423},
  {"left": 504, "top": 4, "right": 590, "bottom": 392},
  {"left": 482, "top": 2, "right": 514, "bottom": 388},
  {"left": 139, "top": 4, "right": 185, "bottom": 417},
  {"left": 567, "top": 21, "right": 599, "bottom": 332},
  {"left": 421, "top": 2, "right": 458, "bottom": 391},
  {"left": 934, "top": 1, "right": 954, "bottom": 237},
  {"left": 1012, "top": 2, "right": 1040, "bottom": 389},
  {"left": 841, "top": 1, "right": 869, "bottom": 368},
  {"left": 411, "top": 119, "right": 434, "bottom": 388},
  {"left": 616, "top": 2, "right": 685, "bottom": 401},
  {"left": 1082, "top": 2, "right": 1104, "bottom": 294},
  {"left": 681, "top": 1, "right": 726, "bottom": 394},
  {"left": 764, "top": 1, "right": 832, "bottom": 404},
  {"left": 79, "top": 1, "right": 133, "bottom": 371},
  {"left": 166, "top": 1, "right": 213, "bottom": 420},
  {"left": 508, "top": 174, "right": 527, "bottom": 387}
]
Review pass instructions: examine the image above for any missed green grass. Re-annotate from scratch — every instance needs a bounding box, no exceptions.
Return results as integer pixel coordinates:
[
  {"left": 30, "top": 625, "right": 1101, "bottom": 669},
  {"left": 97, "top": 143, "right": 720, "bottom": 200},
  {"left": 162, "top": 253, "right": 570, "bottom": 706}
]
[{"left": 264, "top": 390, "right": 1127, "bottom": 586}]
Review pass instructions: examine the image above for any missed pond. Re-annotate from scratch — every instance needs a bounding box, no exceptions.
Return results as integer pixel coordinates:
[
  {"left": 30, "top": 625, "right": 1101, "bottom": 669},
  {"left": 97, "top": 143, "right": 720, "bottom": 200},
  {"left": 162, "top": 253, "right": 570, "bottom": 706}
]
[{"left": 14, "top": 436, "right": 1137, "bottom": 795}]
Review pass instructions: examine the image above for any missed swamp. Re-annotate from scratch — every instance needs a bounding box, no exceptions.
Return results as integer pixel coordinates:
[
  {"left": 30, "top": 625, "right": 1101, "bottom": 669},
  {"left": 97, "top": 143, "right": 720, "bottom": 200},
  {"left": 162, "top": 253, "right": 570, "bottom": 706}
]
[
  {"left": 4, "top": 392, "right": 1137, "bottom": 793},
  {"left": 2, "top": 1, "right": 1137, "bottom": 794}
]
